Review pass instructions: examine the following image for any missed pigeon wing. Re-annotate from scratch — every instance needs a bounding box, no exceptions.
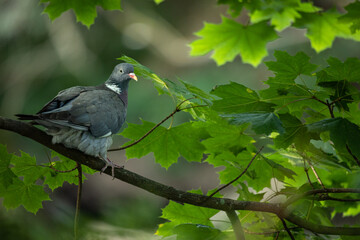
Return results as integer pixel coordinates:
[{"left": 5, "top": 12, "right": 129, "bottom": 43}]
[
  {"left": 37, "top": 86, "right": 90, "bottom": 114},
  {"left": 69, "top": 90, "right": 127, "bottom": 137}
]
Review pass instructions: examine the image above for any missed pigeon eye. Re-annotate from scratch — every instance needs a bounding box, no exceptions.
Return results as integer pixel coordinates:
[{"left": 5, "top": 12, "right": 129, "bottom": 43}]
[{"left": 119, "top": 69, "right": 123, "bottom": 73}]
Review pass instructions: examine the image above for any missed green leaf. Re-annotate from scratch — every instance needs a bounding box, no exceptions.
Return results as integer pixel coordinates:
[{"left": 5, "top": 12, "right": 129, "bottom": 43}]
[
  {"left": 316, "top": 57, "right": 360, "bottom": 111},
  {"left": 40, "top": 0, "right": 122, "bottom": 28},
  {"left": 119, "top": 56, "right": 207, "bottom": 103},
  {"left": 206, "top": 151, "right": 272, "bottom": 191},
  {"left": 211, "top": 82, "right": 275, "bottom": 113},
  {"left": 265, "top": 51, "right": 318, "bottom": 81},
  {"left": 161, "top": 200, "right": 219, "bottom": 226},
  {"left": 224, "top": 112, "right": 285, "bottom": 135},
  {"left": 275, "top": 113, "right": 319, "bottom": 150},
  {"left": 44, "top": 152, "right": 95, "bottom": 190},
  {"left": 199, "top": 119, "right": 253, "bottom": 155},
  {"left": 190, "top": 17, "right": 278, "bottom": 67},
  {"left": 339, "top": 1, "right": 360, "bottom": 33},
  {"left": 260, "top": 51, "right": 325, "bottom": 114},
  {"left": 3, "top": 179, "right": 51, "bottom": 214},
  {"left": 250, "top": 0, "right": 319, "bottom": 31},
  {"left": 11, "top": 151, "right": 48, "bottom": 184},
  {"left": 263, "top": 157, "right": 297, "bottom": 180},
  {"left": 173, "top": 224, "right": 224, "bottom": 240},
  {"left": 121, "top": 121, "right": 206, "bottom": 169},
  {"left": 294, "top": 11, "right": 360, "bottom": 52},
  {"left": 0, "top": 145, "right": 17, "bottom": 191},
  {"left": 317, "top": 57, "right": 360, "bottom": 83},
  {"left": 307, "top": 118, "right": 360, "bottom": 163}
]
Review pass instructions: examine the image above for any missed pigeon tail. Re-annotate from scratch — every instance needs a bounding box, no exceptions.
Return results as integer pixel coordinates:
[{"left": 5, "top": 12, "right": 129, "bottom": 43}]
[{"left": 15, "top": 114, "right": 40, "bottom": 121}]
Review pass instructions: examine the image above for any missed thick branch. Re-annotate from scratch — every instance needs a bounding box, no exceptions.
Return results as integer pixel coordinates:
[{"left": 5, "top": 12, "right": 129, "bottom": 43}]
[{"left": 1, "top": 116, "right": 360, "bottom": 236}]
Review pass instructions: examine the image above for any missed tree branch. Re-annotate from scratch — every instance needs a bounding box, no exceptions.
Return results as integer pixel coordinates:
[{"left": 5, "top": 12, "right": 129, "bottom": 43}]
[
  {"left": 226, "top": 210, "right": 245, "bottom": 240},
  {"left": 1, "top": 116, "right": 360, "bottom": 236}
]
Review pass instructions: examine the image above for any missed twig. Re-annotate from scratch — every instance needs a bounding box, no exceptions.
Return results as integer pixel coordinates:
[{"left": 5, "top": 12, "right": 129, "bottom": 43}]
[
  {"left": 279, "top": 217, "right": 295, "bottom": 240},
  {"left": 243, "top": 227, "right": 300, "bottom": 236},
  {"left": 303, "top": 159, "right": 314, "bottom": 189},
  {"left": 320, "top": 196, "right": 360, "bottom": 202},
  {"left": 346, "top": 144, "right": 360, "bottom": 167},
  {"left": 326, "top": 99, "right": 335, "bottom": 118},
  {"left": 74, "top": 163, "right": 82, "bottom": 240},
  {"left": 284, "top": 188, "right": 360, "bottom": 207},
  {"left": 311, "top": 95, "right": 328, "bottom": 106},
  {"left": 308, "top": 163, "right": 325, "bottom": 189},
  {"left": 2, "top": 116, "right": 360, "bottom": 236},
  {"left": 299, "top": 152, "right": 325, "bottom": 189},
  {"left": 205, "top": 146, "right": 264, "bottom": 200},
  {"left": 226, "top": 210, "right": 245, "bottom": 240},
  {"left": 108, "top": 100, "right": 207, "bottom": 152}
]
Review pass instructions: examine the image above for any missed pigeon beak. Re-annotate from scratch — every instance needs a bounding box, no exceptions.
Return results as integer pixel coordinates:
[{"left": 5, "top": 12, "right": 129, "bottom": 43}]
[{"left": 129, "top": 73, "right": 138, "bottom": 81}]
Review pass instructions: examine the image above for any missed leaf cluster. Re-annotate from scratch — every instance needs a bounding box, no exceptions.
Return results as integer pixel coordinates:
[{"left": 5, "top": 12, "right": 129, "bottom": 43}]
[
  {"left": 191, "top": 0, "right": 360, "bottom": 66},
  {"left": 115, "top": 52, "right": 360, "bottom": 239}
]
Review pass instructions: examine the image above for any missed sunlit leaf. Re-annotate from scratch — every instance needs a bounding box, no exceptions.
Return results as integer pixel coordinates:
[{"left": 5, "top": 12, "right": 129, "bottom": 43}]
[
  {"left": 190, "top": 17, "right": 278, "bottom": 67},
  {"left": 40, "top": 0, "right": 122, "bottom": 28},
  {"left": 250, "top": 0, "right": 319, "bottom": 31},
  {"left": 294, "top": 11, "right": 360, "bottom": 52}
]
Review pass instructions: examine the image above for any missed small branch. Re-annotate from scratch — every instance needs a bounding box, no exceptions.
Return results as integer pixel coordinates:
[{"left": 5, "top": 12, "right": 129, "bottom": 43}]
[
  {"left": 2, "top": 116, "right": 360, "bottom": 236},
  {"left": 284, "top": 188, "right": 360, "bottom": 207},
  {"left": 320, "top": 196, "right": 360, "bottom": 202},
  {"left": 206, "top": 146, "right": 264, "bottom": 200},
  {"left": 226, "top": 210, "right": 245, "bottom": 240},
  {"left": 74, "top": 163, "right": 82, "bottom": 240},
  {"left": 346, "top": 144, "right": 360, "bottom": 167},
  {"left": 311, "top": 95, "right": 328, "bottom": 106},
  {"left": 279, "top": 217, "right": 295, "bottom": 240},
  {"left": 244, "top": 227, "right": 300, "bottom": 236},
  {"left": 326, "top": 99, "right": 335, "bottom": 118},
  {"left": 303, "top": 159, "right": 314, "bottom": 189},
  {"left": 300, "top": 152, "right": 325, "bottom": 189},
  {"left": 308, "top": 163, "right": 325, "bottom": 189}
]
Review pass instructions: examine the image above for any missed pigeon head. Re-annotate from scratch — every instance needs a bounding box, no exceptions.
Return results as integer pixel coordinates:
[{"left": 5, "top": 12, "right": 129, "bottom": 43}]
[{"left": 105, "top": 63, "right": 137, "bottom": 94}]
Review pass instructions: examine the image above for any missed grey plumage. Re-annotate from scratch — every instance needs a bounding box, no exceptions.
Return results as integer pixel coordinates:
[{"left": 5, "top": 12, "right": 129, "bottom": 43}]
[{"left": 16, "top": 63, "right": 137, "bottom": 175}]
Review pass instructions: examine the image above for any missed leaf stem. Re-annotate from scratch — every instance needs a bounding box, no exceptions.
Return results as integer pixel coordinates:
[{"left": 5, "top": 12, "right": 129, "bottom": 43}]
[{"left": 205, "top": 146, "right": 264, "bottom": 201}]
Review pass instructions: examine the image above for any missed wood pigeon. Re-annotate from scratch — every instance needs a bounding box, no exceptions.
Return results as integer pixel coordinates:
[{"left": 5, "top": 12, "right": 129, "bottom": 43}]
[{"left": 16, "top": 63, "right": 138, "bottom": 177}]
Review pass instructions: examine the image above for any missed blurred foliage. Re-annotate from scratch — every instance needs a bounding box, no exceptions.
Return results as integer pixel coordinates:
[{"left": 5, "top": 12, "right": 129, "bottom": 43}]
[{"left": 1, "top": 0, "right": 360, "bottom": 240}]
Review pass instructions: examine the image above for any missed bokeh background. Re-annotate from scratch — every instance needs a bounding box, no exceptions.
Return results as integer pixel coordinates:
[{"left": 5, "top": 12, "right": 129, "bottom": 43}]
[{"left": 1, "top": 0, "right": 360, "bottom": 239}]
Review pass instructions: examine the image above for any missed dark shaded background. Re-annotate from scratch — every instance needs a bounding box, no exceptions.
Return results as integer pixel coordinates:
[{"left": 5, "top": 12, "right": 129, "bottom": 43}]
[{"left": 1, "top": 0, "right": 359, "bottom": 239}]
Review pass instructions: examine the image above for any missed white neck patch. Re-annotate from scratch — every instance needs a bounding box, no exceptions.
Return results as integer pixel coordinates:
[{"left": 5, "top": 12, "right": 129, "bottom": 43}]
[{"left": 105, "top": 83, "right": 121, "bottom": 94}]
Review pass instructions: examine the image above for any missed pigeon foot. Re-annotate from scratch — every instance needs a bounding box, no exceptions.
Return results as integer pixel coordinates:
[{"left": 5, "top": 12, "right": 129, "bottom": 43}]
[{"left": 100, "top": 157, "right": 124, "bottom": 179}]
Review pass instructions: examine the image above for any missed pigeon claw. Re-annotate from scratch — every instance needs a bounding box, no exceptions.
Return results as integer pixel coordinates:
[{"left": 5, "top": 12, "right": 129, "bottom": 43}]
[{"left": 100, "top": 157, "right": 123, "bottom": 180}]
